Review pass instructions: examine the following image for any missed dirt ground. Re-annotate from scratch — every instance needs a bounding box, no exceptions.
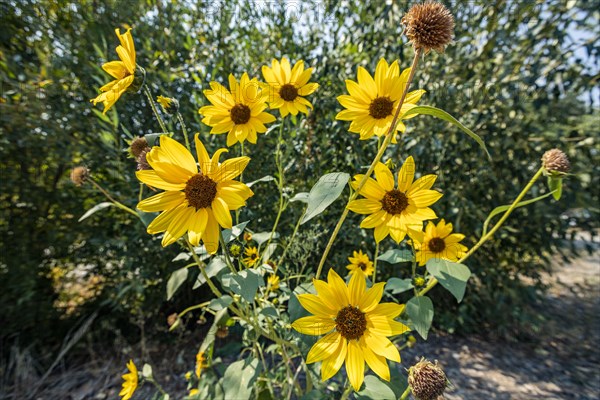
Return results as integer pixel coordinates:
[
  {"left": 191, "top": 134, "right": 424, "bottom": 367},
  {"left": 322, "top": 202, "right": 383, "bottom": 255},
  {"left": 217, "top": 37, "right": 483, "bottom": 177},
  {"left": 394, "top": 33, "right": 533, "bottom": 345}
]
[{"left": 5, "top": 243, "right": 599, "bottom": 400}]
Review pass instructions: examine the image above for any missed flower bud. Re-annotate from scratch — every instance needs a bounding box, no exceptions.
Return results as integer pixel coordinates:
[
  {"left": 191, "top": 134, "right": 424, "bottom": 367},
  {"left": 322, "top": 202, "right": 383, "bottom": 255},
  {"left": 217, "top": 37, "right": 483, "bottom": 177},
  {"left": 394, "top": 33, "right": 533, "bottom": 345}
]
[
  {"left": 408, "top": 358, "right": 448, "bottom": 400},
  {"left": 413, "top": 276, "right": 426, "bottom": 288},
  {"left": 157, "top": 95, "right": 179, "bottom": 115},
  {"left": 402, "top": 1, "right": 455, "bottom": 54},
  {"left": 229, "top": 243, "right": 242, "bottom": 258},
  {"left": 216, "top": 326, "right": 229, "bottom": 338},
  {"left": 128, "top": 65, "right": 146, "bottom": 93},
  {"left": 542, "top": 148, "right": 570, "bottom": 174},
  {"left": 70, "top": 166, "right": 89, "bottom": 186}
]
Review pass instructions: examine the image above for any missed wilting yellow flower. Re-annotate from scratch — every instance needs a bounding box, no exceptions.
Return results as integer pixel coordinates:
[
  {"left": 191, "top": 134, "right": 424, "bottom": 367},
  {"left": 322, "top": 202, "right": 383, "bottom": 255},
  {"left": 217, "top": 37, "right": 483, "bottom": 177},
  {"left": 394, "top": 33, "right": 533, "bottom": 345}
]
[
  {"left": 199, "top": 73, "right": 276, "bottom": 146},
  {"left": 348, "top": 157, "right": 442, "bottom": 244},
  {"left": 136, "top": 134, "right": 253, "bottom": 253},
  {"left": 243, "top": 246, "right": 260, "bottom": 267},
  {"left": 119, "top": 360, "right": 138, "bottom": 400},
  {"left": 267, "top": 274, "right": 280, "bottom": 291},
  {"left": 346, "top": 250, "right": 374, "bottom": 277},
  {"left": 261, "top": 57, "right": 319, "bottom": 117},
  {"left": 91, "top": 28, "right": 139, "bottom": 114},
  {"left": 156, "top": 95, "right": 179, "bottom": 115},
  {"left": 336, "top": 58, "right": 425, "bottom": 141},
  {"left": 195, "top": 351, "right": 207, "bottom": 378},
  {"left": 412, "top": 219, "right": 468, "bottom": 266},
  {"left": 292, "top": 269, "right": 409, "bottom": 391}
]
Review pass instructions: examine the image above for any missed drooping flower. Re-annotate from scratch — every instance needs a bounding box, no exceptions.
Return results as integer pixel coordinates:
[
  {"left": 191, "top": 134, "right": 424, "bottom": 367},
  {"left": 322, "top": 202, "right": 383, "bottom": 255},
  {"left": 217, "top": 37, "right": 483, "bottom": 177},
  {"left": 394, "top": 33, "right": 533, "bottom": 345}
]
[
  {"left": 195, "top": 350, "right": 207, "bottom": 378},
  {"left": 70, "top": 166, "right": 89, "bottom": 186},
  {"left": 261, "top": 57, "right": 319, "bottom": 117},
  {"left": 348, "top": 157, "right": 442, "bottom": 244},
  {"left": 199, "top": 73, "right": 276, "bottom": 146},
  {"left": 292, "top": 269, "right": 410, "bottom": 391},
  {"left": 412, "top": 219, "right": 468, "bottom": 266},
  {"left": 243, "top": 246, "right": 260, "bottom": 267},
  {"left": 91, "top": 28, "right": 143, "bottom": 114},
  {"left": 156, "top": 95, "right": 179, "bottom": 115},
  {"left": 119, "top": 360, "right": 138, "bottom": 400},
  {"left": 346, "top": 250, "right": 374, "bottom": 277},
  {"left": 336, "top": 58, "right": 425, "bottom": 141},
  {"left": 136, "top": 134, "right": 253, "bottom": 253}
]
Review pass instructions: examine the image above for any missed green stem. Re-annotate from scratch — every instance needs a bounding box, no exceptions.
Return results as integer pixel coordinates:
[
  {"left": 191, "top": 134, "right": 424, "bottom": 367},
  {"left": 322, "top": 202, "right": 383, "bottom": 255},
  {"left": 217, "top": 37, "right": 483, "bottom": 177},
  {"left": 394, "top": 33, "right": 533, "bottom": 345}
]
[
  {"left": 418, "top": 166, "right": 546, "bottom": 297},
  {"left": 89, "top": 178, "right": 139, "bottom": 219},
  {"left": 185, "top": 239, "right": 222, "bottom": 298},
  {"left": 372, "top": 241, "right": 380, "bottom": 283},
  {"left": 399, "top": 386, "right": 411, "bottom": 400},
  {"left": 147, "top": 377, "right": 168, "bottom": 397},
  {"left": 219, "top": 231, "right": 237, "bottom": 274},
  {"left": 340, "top": 382, "right": 353, "bottom": 400},
  {"left": 277, "top": 207, "right": 306, "bottom": 268},
  {"left": 176, "top": 112, "right": 191, "bottom": 151},
  {"left": 265, "top": 120, "right": 286, "bottom": 251},
  {"left": 315, "top": 48, "right": 423, "bottom": 280},
  {"left": 143, "top": 84, "right": 169, "bottom": 134}
]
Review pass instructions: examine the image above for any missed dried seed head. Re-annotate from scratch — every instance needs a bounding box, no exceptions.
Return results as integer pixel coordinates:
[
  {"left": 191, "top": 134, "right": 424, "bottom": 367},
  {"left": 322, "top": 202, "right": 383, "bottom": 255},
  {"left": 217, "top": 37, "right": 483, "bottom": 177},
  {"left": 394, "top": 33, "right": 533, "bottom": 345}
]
[
  {"left": 216, "top": 326, "right": 229, "bottom": 338},
  {"left": 130, "top": 136, "right": 150, "bottom": 159},
  {"left": 136, "top": 148, "right": 152, "bottom": 171},
  {"left": 70, "top": 166, "right": 89, "bottom": 186},
  {"left": 402, "top": 1, "right": 455, "bottom": 53},
  {"left": 542, "top": 148, "right": 570, "bottom": 174},
  {"left": 408, "top": 358, "right": 448, "bottom": 400}
]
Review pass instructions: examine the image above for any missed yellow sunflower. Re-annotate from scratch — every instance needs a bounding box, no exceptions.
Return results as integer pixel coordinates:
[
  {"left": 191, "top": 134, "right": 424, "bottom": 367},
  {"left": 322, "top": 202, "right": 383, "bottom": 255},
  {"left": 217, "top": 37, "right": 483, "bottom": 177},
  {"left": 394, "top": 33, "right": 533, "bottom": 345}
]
[
  {"left": 261, "top": 57, "right": 319, "bottom": 117},
  {"left": 336, "top": 58, "right": 425, "bottom": 141},
  {"left": 91, "top": 28, "right": 139, "bottom": 114},
  {"left": 292, "top": 269, "right": 409, "bottom": 391},
  {"left": 199, "top": 73, "right": 276, "bottom": 146},
  {"left": 195, "top": 350, "right": 207, "bottom": 378},
  {"left": 119, "top": 360, "right": 138, "bottom": 400},
  {"left": 346, "top": 250, "right": 374, "bottom": 277},
  {"left": 267, "top": 274, "right": 280, "bottom": 291},
  {"left": 243, "top": 246, "right": 260, "bottom": 267},
  {"left": 348, "top": 156, "right": 442, "bottom": 244},
  {"left": 412, "top": 219, "right": 468, "bottom": 266},
  {"left": 136, "top": 134, "right": 253, "bottom": 253}
]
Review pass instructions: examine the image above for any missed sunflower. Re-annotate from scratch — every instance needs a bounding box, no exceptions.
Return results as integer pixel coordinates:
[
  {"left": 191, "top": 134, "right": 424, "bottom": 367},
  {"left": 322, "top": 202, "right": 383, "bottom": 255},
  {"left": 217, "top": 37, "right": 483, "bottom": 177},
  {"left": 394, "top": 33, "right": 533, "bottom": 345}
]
[
  {"left": 243, "top": 246, "right": 260, "bottom": 267},
  {"left": 412, "top": 219, "right": 468, "bottom": 266},
  {"left": 267, "top": 274, "right": 280, "bottom": 291},
  {"left": 292, "top": 269, "right": 409, "bottom": 391},
  {"left": 91, "top": 28, "right": 140, "bottom": 114},
  {"left": 136, "top": 134, "right": 253, "bottom": 253},
  {"left": 199, "top": 73, "right": 276, "bottom": 146},
  {"left": 346, "top": 250, "right": 374, "bottom": 277},
  {"left": 336, "top": 58, "right": 425, "bottom": 141},
  {"left": 195, "top": 350, "right": 207, "bottom": 378},
  {"left": 119, "top": 360, "right": 138, "bottom": 400},
  {"left": 348, "top": 156, "right": 442, "bottom": 244},
  {"left": 261, "top": 57, "right": 319, "bottom": 117}
]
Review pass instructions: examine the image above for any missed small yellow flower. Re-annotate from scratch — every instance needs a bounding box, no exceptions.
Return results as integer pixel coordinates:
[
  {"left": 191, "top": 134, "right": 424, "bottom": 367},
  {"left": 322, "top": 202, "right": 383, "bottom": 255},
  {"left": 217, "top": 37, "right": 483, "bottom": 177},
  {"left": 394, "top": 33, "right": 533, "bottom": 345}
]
[
  {"left": 156, "top": 95, "right": 179, "bottom": 115},
  {"left": 195, "top": 351, "right": 207, "bottom": 378},
  {"left": 243, "top": 246, "right": 260, "bottom": 267},
  {"left": 119, "top": 360, "right": 138, "bottom": 400},
  {"left": 91, "top": 28, "right": 140, "bottom": 114},
  {"left": 199, "top": 73, "right": 276, "bottom": 146},
  {"left": 267, "top": 274, "right": 280, "bottom": 291},
  {"left": 346, "top": 250, "right": 374, "bottom": 277},
  {"left": 348, "top": 157, "right": 442, "bottom": 244},
  {"left": 292, "top": 269, "right": 409, "bottom": 391},
  {"left": 185, "top": 371, "right": 192, "bottom": 381},
  {"left": 261, "top": 57, "right": 319, "bottom": 117},
  {"left": 412, "top": 219, "right": 468, "bottom": 266},
  {"left": 189, "top": 388, "right": 200, "bottom": 396},
  {"left": 336, "top": 58, "right": 425, "bottom": 142},
  {"left": 135, "top": 134, "right": 253, "bottom": 253}
]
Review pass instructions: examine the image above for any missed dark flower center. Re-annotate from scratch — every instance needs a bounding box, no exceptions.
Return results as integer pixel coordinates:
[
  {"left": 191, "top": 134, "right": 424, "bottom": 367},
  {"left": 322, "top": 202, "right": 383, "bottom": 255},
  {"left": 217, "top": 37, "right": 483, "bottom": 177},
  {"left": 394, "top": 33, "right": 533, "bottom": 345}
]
[
  {"left": 381, "top": 190, "right": 409, "bottom": 215},
  {"left": 279, "top": 84, "right": 299, "bottom": 102},
  {"left": 428, "top": 237, "right": 446, "bottom": 253},
  {"left": 335, "top": 306, "right": 367, "bottom": 340},
  {"left": 251, "top": 253, "right": 258, "bottom": 259},
  {"left": 358, "top": 262, "right": 367, "bottom": 271},
  {"left": 230, "top": 104, "right": 251, "bottom": 124},
  {"left": 369, "top": 96, "right": 394, "bottom": 119},
  {"left": 185, "top": 174, "right": 217, "bottom": 210}
]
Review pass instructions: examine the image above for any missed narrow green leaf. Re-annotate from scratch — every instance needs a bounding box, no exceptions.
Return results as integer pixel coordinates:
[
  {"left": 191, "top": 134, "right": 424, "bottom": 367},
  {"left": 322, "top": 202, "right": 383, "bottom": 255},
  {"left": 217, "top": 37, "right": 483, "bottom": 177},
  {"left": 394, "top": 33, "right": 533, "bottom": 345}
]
[
  {"left": 78, "top": 202, "right": 114, "bottom": 222},
  {"left": 289, "top": 192, "right": 309, "bottom": 203},
  {"left": 406, "top": 296, "right": 434, "bottom": 340},
  {"left": 426, "top": 259, "right": 471, "bottom": 302},
  {"left": 378, "top": 249, "right": 413, "bottom": 264},
  {"left": 385, "top": 278, "right": 414, "bottom": 294},
  {"left": 166, "top": 267, "right": 189, "bottom": 301},
  {"left": 547, "top": 176, "right": 563, "bottom": 200},
  {"left": 252, "top": 231, "right": 278, "bottom": 246},
  {"left": 247, "top": 175, "right": 275, "bottom": 187},
  {"left": 301, "top": 172, "right": 350, "bottom": 225},
  {"left": 199, "top": 308, "right": 228, "bottom": 353},
  {"left": 401, "top": 105, "right": 491, "bottom": 160}
]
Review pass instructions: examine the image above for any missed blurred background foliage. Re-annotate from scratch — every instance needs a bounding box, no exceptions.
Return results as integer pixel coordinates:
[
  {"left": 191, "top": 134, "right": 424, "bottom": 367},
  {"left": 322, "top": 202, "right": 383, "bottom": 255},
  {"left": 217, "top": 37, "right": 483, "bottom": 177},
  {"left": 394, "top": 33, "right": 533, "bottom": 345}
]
[{"left": 1, "top": 0, "right": 598, "bottom": 378}]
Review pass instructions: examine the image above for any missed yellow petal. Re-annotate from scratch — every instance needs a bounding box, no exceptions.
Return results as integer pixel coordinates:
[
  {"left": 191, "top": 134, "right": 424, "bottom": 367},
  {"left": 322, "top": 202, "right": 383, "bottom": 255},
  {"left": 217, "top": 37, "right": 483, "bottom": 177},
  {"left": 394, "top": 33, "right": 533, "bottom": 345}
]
[
  {"left": 102, "top": 61, "right": 128, "bottom": 80},
  {"left": 351, "top": 175, "right": 385, "bottom": 200},
  {"left": 360, "top": 210, "right": 390, "bottom": 229},
  {"left": 397, "top": 156, "right": 415, "bottom": 192},
  {"left": 161, "top": 205, "right": 195, "bottom": 247},
  {"left": 363, "top": 331, "right": 400, "bottom": 362},
  {"left": 361, "top": 338, "right": 390, "bottom": 381},
  {"left": 137, "top": 191, "right": 185, "bottom": 212},
  {"left": 194, "top": 134, "right": 211, "bottom": 173},
  {"left": 370, "top": 303, "right": 405, "bottom": 319},
  {"left": 313, "top": 279, "right": 344, "bottom": 311},
  {"left": 348, "top": 272, "right": 366, "bottom": 306},
  {"left": 374, "top": 223, "right": 390, "bottom": 243},
  {"left": 211, "top": 196, "right": 232, "bottom": 228},
  {"left": 327, "top": 268, "right": 350, "bottom": 307},
  {"left": 306, "top": 331, "right": 342, "bottom": 364},
  {"left": 358, "top": 282, "right": 385, "bottom": 313},
  {"left": 188, "top": 208, "right": 209, "bottom": 247},
  {"left": 136, "top": 170, "right": 186, "bottom": 191},
  {"left": 357, "top": 66, "right": 376, "bottom": 96},
  {"left": 202, "top": 210, "right": 220, "bottom": 254},
  {"left": 346, "top": 340, "right": 365, "bottom": 391},
  {"left": 374, "top": 162, "right": 394, "bottom": 191},
  {"left": 291, "top": 316, "right": 336, "bottom": 336},
  {"left": 214, "top": 156, "right": 250, "bottom": 182},
  {"left": 298, "top": 82, "right": 319, "bottom": 96},
  {"left": 410, "top": 190, "right": 443, "bottom": 208},
  {"left": 408, "top": 174, "right": 437, "bottom": 194},
  {"left": 348, "top": 199, "right": 382, "bottom": 214},
  {"left": 366, "top": 316, "right": 410, "bottom": 337},
  {"left": 297, "top": 294, "right": 336, "bottom": 317},
  {"left": 321, "top": 337, "right": 347, "bottom": 381},
  {"left": 159, "top": 135, "right": 198, "bottom": 175}
]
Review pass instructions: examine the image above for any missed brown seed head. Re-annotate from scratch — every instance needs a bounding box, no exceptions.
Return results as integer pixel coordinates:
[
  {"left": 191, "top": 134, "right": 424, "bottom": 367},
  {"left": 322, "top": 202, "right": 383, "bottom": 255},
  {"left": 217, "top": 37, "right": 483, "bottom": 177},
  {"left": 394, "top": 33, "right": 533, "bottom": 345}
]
[
  {"left": 130, "top": 136, "right": 150, "bottom": 159},
  {"left": 136, "top": 148, "right": 152, "bottom": 171},
  {"left": 70, "top": 166, "right": 89, "bottom": 186},
  {"left": 542, "top": 148, "right": 570, "bottom": 174},
  {"left": 402, "top": 1, "right": 455, "bottom": 53},
  {"left": 408, "top": 358, "right": 448, "bottom": 400}
]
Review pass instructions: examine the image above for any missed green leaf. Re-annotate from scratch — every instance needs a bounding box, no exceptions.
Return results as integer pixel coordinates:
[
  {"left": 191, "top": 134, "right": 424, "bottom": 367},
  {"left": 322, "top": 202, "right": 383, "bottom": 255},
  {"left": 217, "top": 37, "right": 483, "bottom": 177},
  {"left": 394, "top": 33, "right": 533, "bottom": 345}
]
[
  {"left": 378, "top": 249, "right": 413, "bottom": 264},
  {"left": 220, "top": 269, "right": 262, "bottom": 303},
  {"left": 78, "top": 202, "right": 114, "bottom": 222},
  {"left": 426, "top": 259, "right": 471, "bottom": 302},
  {"left": 252, "top": 231, "right": 277, "bottom": 246},
  {"left": 193, "top": 256, "right": 228, "bottom": 289},
  {"left": 221, "top": 358, "right": 262, "bottom": 400},
  {"left": 222, "top": 220, "right": 250, "bottom": 243},
  {"left": 209, "top": 295, "right": 233, "bottom": 311},
  {"left": 166, "top": 267, "right": 188, "bottom": 301},
  {"left": 145, "top": 133, "right": 164, "bottom": 146},
  {"left": 289, "top": 192, "right": 309, "bottom": 203},
  {"left": 356, "top": 366, "right": 408, "bottom": 399},
  {"left": 482, "top": 191, "right": 556, "bottom": 236},
  {"left": 289, "top": 282, "right": 315, "bottom": 322},
  {"left": 138, "top": 211, "right": 157, "bottom": 227},
  {"left": 406, "top": 296, "right": 434, "bottom": 340},
  {"left": 401, "top": 105, "right": 491, "bottom": 160},
  {"left": 385, "top": 278, "right": 414, "bottom": 294},
  {"left": 247, "top": 175, "right": 275, "bottom": 187},
  {"left": 200, "top": 308, "right": 228, "bottom": 353},
  {"left": 142, "top": 363, "right": 153, "bottom": 379},
  {"left": 301, "top": 172, "right": 350, "bottom": 225},
  {"left": 547, "top": 176, "right": 563, "bottom": 200}
]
